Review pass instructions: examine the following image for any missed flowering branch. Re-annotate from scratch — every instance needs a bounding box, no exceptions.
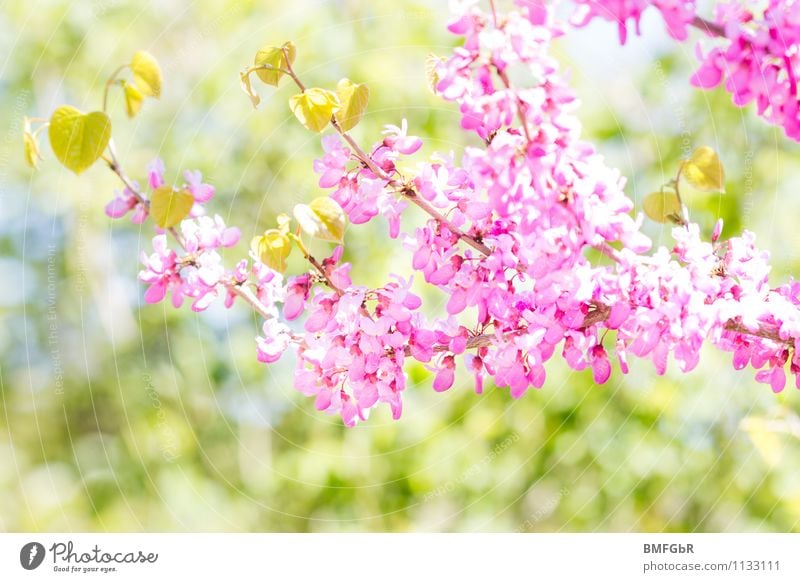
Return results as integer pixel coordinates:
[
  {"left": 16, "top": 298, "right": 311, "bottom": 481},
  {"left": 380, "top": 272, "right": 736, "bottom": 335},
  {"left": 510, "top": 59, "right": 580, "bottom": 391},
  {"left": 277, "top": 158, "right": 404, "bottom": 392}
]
[{"left": 26, "top": 0, "right": 800, "bottom": 427}]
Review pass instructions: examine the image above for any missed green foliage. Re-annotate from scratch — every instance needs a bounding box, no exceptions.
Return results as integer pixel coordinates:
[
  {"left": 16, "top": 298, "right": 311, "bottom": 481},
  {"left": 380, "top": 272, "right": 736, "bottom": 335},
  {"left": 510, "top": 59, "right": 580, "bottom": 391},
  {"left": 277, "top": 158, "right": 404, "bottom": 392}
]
[
  {"left": 289, "top": 88, "right": 340, "bottom": 133},
  {"left": 5, "top": 0, "right": 800, "bottom": 535},
  {"left": 48, "top": 106, "right": 112, "bottom": 174},
  {"left": 294, "top": 197, "right": 346, "bottom": 243},
  {"left": 682, "top": 146, "right": 725, "bottom": 193},
  {"left": 254, "top": 41, "right": 296, "bottom": 86},
  {"left": 130, "top": 51, "right": 162, "bottom": 99},
  {"left": 251, "top": 216, "right": 293, "bottom": 273},
  {"left": 643, "top": 188, "right": 682, "bottom": 224},
  {"left": 150, "top": 186, "right": 193, "bottom": 228},
  {"left": 334, "top": 78, "right": 369, "bottom": 132}
]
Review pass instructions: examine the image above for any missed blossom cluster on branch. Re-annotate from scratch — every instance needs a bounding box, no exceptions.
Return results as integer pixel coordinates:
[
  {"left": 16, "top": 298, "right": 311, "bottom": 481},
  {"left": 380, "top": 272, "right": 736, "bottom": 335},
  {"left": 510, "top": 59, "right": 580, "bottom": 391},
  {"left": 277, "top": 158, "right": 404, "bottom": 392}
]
[
  {"left": 570, "top": 0, "right": 800, "bottom": 139},
  {"left": 26, "top": 0, "right": 800, "bottom": 426}
]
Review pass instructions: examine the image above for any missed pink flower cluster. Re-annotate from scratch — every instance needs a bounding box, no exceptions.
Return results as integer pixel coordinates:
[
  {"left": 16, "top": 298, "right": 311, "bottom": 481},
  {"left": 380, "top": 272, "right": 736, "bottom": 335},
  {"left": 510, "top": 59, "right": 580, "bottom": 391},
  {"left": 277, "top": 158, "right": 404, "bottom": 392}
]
[
  {"left": 570, "top": 0, "right": 800, "bottom": 140},
  {"left": 690, "top": 1, "right": 800, "bottom": 140},
  {"left": 284, "top": 0, "right": 800, "bottom": 423},
  {"left": 108, "top": 1, "right": 800, "bottom": 426},
  {"left": 137, "top": 213, "right": 242, "bottom": 311},
  {"left": 569, "top": 0, "right": 697, "bottom": 43}
]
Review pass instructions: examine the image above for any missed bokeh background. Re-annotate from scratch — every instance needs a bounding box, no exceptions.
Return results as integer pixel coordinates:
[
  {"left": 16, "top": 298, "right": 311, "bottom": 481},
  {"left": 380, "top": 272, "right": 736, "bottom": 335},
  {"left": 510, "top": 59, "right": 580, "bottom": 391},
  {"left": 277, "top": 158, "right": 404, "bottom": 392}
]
[{"left": 1, "top": 0, "right": 799, "bottom": 532}]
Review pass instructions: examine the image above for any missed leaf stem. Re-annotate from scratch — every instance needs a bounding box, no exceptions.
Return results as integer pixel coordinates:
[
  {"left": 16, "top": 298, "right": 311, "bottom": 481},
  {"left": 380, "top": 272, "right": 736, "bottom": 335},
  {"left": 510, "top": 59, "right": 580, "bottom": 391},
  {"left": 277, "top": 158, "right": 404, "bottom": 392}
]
[
  {"left": 673, "top": 162, "right": 689, "bottom": 227},
  {"left": 102, "top": 65, "right": 128, "bottom": 113},
  {"left": 278, "top": 60, "right": 494, "bottom": 257},
  {"left": 290, "top": 231, "right": 344, "bottom": 296},
  {"left": 103, "top": 152, "right": 275, "bottom": 321}
]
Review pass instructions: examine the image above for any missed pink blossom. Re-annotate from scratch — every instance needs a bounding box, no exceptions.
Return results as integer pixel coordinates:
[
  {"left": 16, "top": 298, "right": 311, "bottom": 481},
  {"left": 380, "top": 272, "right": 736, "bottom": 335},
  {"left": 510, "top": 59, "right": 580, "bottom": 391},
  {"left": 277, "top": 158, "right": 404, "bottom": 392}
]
[
  {"left": 138, "top": 235, "right": 182, "bottom": 306},
  {"left": 313, "top": 135, "right": 351, "bottom": 188},
  {"left": 184, "top": 169, "right": 215, "bottom": 203},
  {"left": 382, "top": 119, "right": 423, "bottom": 155},
  {"left": 256, "top": 319, "right": 293, "bottom": 363}
]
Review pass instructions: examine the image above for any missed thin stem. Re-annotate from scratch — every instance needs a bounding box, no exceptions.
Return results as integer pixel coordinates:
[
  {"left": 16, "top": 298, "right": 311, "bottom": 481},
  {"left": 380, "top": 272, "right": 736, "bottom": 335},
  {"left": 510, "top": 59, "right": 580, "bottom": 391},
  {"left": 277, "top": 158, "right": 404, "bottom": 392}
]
[
  {"left": 103, "top": 64, "right": 127, "bottom": 113},
  {"left": 31, "top": 123, "right": 50, "bottom": 138},
  {"left": 291, "top": 231, "right": 345, "bottom": 296},
  {"left": 278, "top": 60, "right": 494, "bottom": 258},
  {"left": 592, "top": 242, "right": 622, "bottom": 264},
  {"left": 496, "top": 66, "right": 533, "bottom": 145},
  {"left": 103, "top": 153, "right": 276, "bottom": 321},
  {"left": 281, "top": 47, "right": 307, "bottom": 92},
  {"left": 673, "top": 163, "right": 689, "bottom": 227},
  {"left": 488, "top": 0, "right": 499, "bottom": 27},
  {"left": 400, "top": 185, "right": 492, "bottom": 256},
  {"left": 431, "top": 309, "right": 792, "bottom": 358},
  {"left": 690, "top": 15, "right": 726, "bottom": 38},
  {"left": 228, "top": 283, "right": 276, "bottom": 321}
]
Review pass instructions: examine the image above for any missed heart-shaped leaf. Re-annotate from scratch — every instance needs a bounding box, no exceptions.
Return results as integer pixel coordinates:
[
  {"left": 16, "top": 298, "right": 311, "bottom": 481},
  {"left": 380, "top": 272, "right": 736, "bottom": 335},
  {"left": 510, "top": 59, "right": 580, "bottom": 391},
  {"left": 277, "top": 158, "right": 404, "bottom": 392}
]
[
  {"left": 151, "top": 186, "right": 194, "bottom": 228},
  {"left": 123, "top": 81, "right": 145, "bottom": 118},
  {"left": 254, "top": 41, "right": 296, "bottom": 86},
  {"left": 682, "top": 146, "right": 725, "bottom": 192},
  {"left": 294, "top": 197, "right": 346, "bottom": 242},
  {"left": 289, "top": 88, "right": 340, "bottom": 133},
  {"left": 130, "top": 51, "right": 162, "bottom": 98},
  {"left": 334, "top": 78, "right": 369, "bottom": 132},
  {"left": 251, "top": 229, "right": 292, "bottom": 272},
  {"left": 48, "top": 106, "right": 112, "bottom": 174},
  {"left": 643, "top": 189, "right": 682, "bottom": 224}
]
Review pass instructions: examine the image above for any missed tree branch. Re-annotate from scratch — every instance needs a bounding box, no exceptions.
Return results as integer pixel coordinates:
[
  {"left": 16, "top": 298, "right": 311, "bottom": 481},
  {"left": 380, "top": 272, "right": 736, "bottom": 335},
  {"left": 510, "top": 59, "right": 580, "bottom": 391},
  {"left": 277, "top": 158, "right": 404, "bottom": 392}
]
[
  {"left": 104, "top": 157, "right": 277, "bottom": 321},
  {"left": 690, "top": 15, "right": 726, "bottom": 39}
]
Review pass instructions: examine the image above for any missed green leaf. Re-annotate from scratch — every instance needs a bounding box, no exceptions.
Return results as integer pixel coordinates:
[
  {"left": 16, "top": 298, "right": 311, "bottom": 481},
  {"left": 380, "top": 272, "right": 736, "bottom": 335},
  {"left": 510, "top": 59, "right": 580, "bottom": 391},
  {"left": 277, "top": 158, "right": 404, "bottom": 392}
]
[
  {"left": 643, "top": 189, "right": 683, "bottom": 224},
  {"left": 251, "top": 229, "right": 292, "bottom": 272},
  {"left": 254, "top": 41, "right": 296, "bottom": 86},
  {"left": 48, "top": 106, "right": 112, "bottom": 175},
  {"left": 23, "top": 131, "right": 42, "bottom": 169},
  {"left": 289, "top": 88, "right": 340, "bottom": 133},
  {"left": 240, "top": 70, "right": 260, "bottom": 108},
  {"left": 150, "top": 186, "right": 194, "bottom": 228},
  {"left": 23, "top": 117, "right": 42, "bottom": 169},
  {"left": 682, "top": 146, "right": 725, "bottom": 192},
  {"left": 130, "top": 51, "right": 162, "bottom": 98},
  {"left": 122, "top": 81, "right": 145, "bottom": 118},
  {"left": 334, "top": 78, "right": 369, "bottom": 132},
  {"left": 294, "top": 197, "right": 346, "bottom": 243}
]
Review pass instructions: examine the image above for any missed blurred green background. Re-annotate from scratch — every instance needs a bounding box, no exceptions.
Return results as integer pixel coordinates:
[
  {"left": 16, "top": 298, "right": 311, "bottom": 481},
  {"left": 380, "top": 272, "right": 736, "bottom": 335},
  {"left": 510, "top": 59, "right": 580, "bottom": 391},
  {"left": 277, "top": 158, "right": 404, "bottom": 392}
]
[{"left": 1, "top": 0, "right": 799, "bottom": 532}]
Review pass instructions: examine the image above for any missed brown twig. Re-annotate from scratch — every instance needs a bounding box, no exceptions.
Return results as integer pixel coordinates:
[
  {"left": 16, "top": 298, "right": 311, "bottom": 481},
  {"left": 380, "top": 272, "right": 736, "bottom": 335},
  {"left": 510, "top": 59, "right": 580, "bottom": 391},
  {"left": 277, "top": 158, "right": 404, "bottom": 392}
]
[
  {"left": 690, "top": 15, "right": 726, "bottom": 39},
  {"left": 103, "top": 156, "right": 277, "bottom": 321}
]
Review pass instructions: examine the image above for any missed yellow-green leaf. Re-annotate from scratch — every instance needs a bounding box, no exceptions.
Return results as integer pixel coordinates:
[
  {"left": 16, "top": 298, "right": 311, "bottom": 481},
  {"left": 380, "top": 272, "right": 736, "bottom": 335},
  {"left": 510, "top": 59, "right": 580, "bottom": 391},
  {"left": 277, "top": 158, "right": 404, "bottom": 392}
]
[
  {"left": 122, "top": 81, "right": 145, "bottom": 118},
  {"left": 240, "top": 70, "right": 260, "bottom": 108},
  {"left": 23, "top": 131, "right": 42, "bottom": 169},
  {"left": 48, "top": 106, "right": 112, "bottom": 175},
  {"left": 150, "top": 186, "right": 194, "bottom": 228},
  {"left": 23, "top": 117, "right": 43, "bottom": 169},
  {"left": 251, "top": 230, "right": 292, "bottom": 272},
  {"left": 334, "top": 78, "right": 369, "bottom": 132},
  {"left": 289, "top": 88, "right": 340, "bottom": 133},
  {"left": 643, "top": 189, "right": 683, "bottom": 224},
  {"left": 130, "top": 51, "right": 162, "bottom": 98},
  {"left": 294, "top": 197, "right": 346, "bottom": 243},
  {"left": 254, "top": 41, "right": 296, "bottom": 86},
  {"left": 682, "top": 146, "right": 725, "bottom": 192}
]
